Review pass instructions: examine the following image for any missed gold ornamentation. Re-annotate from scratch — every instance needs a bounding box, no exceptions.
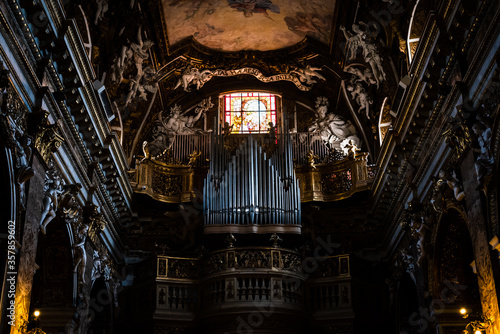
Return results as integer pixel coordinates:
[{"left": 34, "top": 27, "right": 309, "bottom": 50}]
[
  {"left": 441, "top": 114, "right": 471, "bottom": 162},
  {"left": 296, "top": 152, "right": 371, "bottom": 202},
  {"left": 34, "top": 110, "right": 64, "bottom": 162},
  {"left": 321, "top": 169, "right": 352, "bottom": 194},
  {"left": 152, "top": 172, "right": 182, "bottom": 196}
]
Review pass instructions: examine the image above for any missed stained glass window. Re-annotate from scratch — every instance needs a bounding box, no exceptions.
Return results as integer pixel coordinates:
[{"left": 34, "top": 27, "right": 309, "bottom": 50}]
[{"left": 224, "top": 92, "right": 277, "bottom": 134}]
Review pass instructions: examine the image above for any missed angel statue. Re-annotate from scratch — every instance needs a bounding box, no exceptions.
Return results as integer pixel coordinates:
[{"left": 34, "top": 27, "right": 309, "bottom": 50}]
[
  {"left": 147, "top": 98, "right": 212, "bottom": 154},
  {"left": 341, "top": 23, "right": 386, "bottom": 86},
  {"left": 119, "top": 25, "right": 154, "bottom": 78},
  {"left": 309, "top": 97, "right": 361, "bottom": 150},
  {"left": 340, "top": 24, "right": 365, "bottom": 61}
]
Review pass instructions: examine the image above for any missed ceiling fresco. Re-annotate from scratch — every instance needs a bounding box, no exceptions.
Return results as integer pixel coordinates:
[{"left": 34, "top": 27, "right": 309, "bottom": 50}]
[{"left": 161, "top": 0, "right": 336, "bottom": 51}]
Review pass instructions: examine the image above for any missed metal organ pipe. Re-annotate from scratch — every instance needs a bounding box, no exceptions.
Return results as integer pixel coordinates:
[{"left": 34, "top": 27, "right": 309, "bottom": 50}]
[{"left": 203, "top": 126, "right": 301, "bottom": 230}]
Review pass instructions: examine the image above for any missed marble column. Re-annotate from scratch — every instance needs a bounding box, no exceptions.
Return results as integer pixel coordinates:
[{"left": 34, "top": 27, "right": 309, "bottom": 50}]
[{"left": 461, "top": 151, "right": 500, "bottom": 334}]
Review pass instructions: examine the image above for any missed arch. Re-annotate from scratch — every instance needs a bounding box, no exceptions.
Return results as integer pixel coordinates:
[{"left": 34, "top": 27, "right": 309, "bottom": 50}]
[
  {"left": 396, "top": 273, "right": 419, "bottom": 334},
  {"left": 31, "top": 216, "right": 76, "bottom": 330},
  {"left": 88, "top": 277, "right": 114, "bottom": 333},
  {"left": 431, "top": 209, "right": 481, "bottom": 331}
]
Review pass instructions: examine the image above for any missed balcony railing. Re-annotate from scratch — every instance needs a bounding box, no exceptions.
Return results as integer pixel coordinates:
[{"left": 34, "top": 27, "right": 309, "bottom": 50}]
[
  {"left": 130, "top": 134, "right": 374, "bottom": 204},
  {"left": 155, "top": 250, "right": 352, "bottom": 320}
]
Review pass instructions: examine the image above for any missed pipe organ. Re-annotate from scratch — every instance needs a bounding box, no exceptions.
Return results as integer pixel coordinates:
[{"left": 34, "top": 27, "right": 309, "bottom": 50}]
[{"left": 203, "top": 123, "right": 301, "bottom": 234}]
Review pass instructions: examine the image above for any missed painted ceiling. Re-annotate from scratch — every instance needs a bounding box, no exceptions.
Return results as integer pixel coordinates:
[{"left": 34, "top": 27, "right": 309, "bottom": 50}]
[{"left": 161, "top": 0, "right": 336, "bottom": 51}]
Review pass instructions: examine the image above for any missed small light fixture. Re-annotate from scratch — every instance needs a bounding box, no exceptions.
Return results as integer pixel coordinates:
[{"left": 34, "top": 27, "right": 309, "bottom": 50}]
[
  {"left": 460, "top": 308, "right": 468, "bottom": 318},
  {"left": 33, "top": 310, "right": 40, "bottom": 318},
  {"left": 461, "top": 313, "right": 492, "bottom": 334}
]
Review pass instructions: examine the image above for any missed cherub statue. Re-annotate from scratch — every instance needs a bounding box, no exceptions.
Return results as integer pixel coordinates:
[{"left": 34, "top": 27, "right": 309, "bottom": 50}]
[
  {"left": 340, "top": 139, "right": 360, "bottom": 157},
  {"left": 447, "top": 169, "right": 465, "bottom": 201},
  {"left": 347, "top": 82, "right": 373, "bottom": 119},
  {"left": 187, "top": 150, "right": 201, "bottom": 168},
  {"left": 15, "top": 135, "right": 34, "bottom": 184},
  {"left": 223, "top": 121, "right": 233, "bottom": 138},
  {"left": 226, "top": 233, "right": 236, "bottom": 248},
  {"left": 430, "top": 169, "right": 464, "bottom": 212},
  {"left": 2, "top": 108, "right": 35, "bottom": 183},
  {"left": 345, "top": 65, "right": 377, "bottom": 87},
  {"left": 289, "top": 65, "right": 326, "bottom": 85},
  {"left": 307, "top": 150, "right": 319, "bottom": 169},
  {"left": 174, "top": 66, "right": 213, "bottom": 92},
  {"left": 410, "top": 218, "right": 430, "bottom": 267},
  {"left": 59, "top": 183, "right": 83, "bottom": 224}
]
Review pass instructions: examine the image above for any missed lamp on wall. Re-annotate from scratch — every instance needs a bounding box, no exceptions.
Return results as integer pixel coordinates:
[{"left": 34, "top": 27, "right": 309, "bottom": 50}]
[
  {"left": 459, "top": 308, "right": 492, "bottom": 334},
  {"left": 20, "top": 310, "right": 46, "bottom": 334}
]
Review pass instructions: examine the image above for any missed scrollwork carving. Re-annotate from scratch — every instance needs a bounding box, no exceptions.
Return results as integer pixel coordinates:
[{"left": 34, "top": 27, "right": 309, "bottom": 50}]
[
  {"left": 151, "top": 173, "right": 182, "bottom": 196},
  {"left": 34, "top": 110, "right": 64, "bottom": 162},
  {"left": 0, "top": 85, "right": 34, "bottom": 184}
]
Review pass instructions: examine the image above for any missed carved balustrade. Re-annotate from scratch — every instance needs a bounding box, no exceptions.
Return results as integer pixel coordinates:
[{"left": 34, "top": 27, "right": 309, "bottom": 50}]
[
  {"left": 130, "top": 133, "right": 374, "bottom": 204},
  {"left": 295, "top": 152, "right": 372, "bottom": 202},
  {"left": 155, "top": 250, "right": 352, "bottom": 319},
  {"left": 306, "top": 255, "right": 353, "bottom": 319}
]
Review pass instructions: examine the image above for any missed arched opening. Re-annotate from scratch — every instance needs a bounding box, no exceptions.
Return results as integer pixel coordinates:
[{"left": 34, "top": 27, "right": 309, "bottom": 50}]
[
  {"left": 396, "top": 273, "right": 419, "bottom": 334},
  {"left": 433, "top": 209, "right": 480, "bottom": 332},
  {"left": 31, "top": 216, "right": 75, "bottom": 332},
  {"left": 88, "top": 277, "right": 113, "bottom": 334}
]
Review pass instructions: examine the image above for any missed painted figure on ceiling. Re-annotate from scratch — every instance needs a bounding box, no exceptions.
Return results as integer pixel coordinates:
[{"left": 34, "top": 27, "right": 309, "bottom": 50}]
[{"left": 227, "top": 0, "right": 280, "bottom": 19}]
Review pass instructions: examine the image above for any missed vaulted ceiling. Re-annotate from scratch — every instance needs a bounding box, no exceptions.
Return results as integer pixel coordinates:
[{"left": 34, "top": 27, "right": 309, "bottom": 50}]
[
  {"left": 67, "top": 0, "right": 418, "bottom": 169},
  {"left": 161, "top": 0, "right": 338, "bottom": 51}
]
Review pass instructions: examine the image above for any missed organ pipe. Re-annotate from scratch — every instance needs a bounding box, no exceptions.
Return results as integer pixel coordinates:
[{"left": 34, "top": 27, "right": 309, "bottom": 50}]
[{"left": 203, "top": 126, "right": 301, "bottom": 229}]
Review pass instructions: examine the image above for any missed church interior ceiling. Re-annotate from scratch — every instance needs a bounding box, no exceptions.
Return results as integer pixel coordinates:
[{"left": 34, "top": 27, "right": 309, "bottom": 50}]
[
  {"left": 55, "top": 0, "right": 432, "bottom": 255},
  {"left": 161, "top": 0, "right": 337, "bottom": 52},
  {"left": 3, "top": 0, "right": 500, "bottom": 332},
  {"left": 66, "top": 0, "right": 422, "bottom": 167}
]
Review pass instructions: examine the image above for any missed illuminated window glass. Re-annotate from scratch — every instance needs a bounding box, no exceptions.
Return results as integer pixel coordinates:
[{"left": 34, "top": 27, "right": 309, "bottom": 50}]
[{"left": 224, "top": 92, "right": 277, "bottom": 134}]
